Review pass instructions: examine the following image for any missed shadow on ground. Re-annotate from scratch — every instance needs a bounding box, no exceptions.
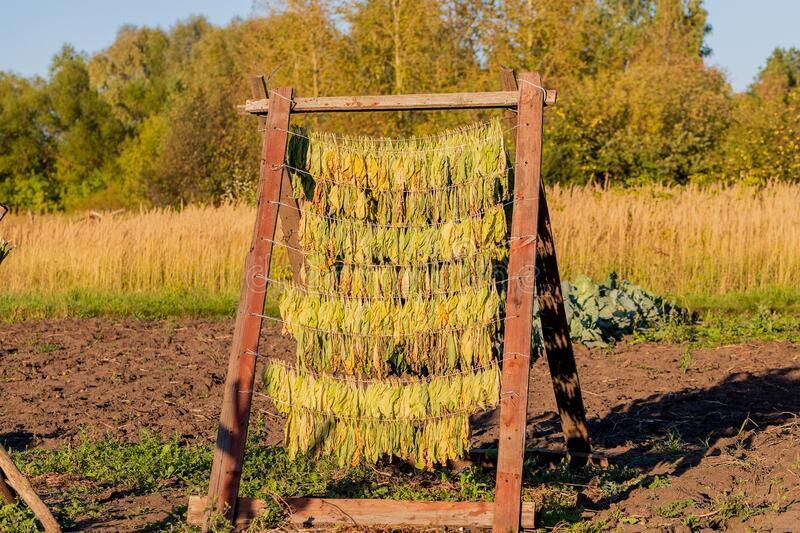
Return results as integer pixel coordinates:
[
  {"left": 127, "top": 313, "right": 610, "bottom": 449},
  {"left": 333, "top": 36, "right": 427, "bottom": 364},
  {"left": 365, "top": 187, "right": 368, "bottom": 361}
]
[{"left": 514, "top": 364, "right": 800, "bottom": 526}]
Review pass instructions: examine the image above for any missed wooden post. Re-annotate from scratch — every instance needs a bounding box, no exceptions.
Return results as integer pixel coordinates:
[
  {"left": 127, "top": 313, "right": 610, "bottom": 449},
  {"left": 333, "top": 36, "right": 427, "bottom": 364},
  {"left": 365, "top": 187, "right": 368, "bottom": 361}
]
[
  {"left": 0, "top": 444, "right": 61, "bottom": 532},
  {"left": 205, "top": 86, "right": 293, "bottom": 527},
  {"left": 249, "top": 76, "right": 304, "bottom": 283},
  {"left": 499, "top": 67, "right": 592, "bottom": 459},
  {"left": 0, "top": 473, "right": 16, "bottom": 504},
  {"left": 534, "top": 186, "right": 592, "bottom": 456},
  {"left": 493, "top": 72, "right": 545, "bottom": 532}
]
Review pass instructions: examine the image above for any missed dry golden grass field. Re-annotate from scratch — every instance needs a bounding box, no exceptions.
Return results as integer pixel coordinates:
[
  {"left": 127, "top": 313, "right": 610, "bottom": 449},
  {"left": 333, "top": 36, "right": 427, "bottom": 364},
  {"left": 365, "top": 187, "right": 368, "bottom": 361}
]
[{"left": 2, "top": 183, "right": 798, "bottom": 305}]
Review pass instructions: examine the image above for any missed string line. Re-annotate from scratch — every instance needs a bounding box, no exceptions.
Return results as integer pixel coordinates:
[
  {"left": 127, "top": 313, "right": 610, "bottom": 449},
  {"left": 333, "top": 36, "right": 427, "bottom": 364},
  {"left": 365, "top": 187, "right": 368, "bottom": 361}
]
[
  {"left": 254, "top": 351, "right": 530, "bottom": 384},
  {"left": 250, "top": 107, "right": 541, "bottom": 424},
  {"left": 270, "top": 123, "right": 518, "bottom": 153},
  {"left": 277, "top": 119, "right": 502, "bottom": 143},
  {"left": 253, "top": 314, "right": 515, "bottom": 338},
  {"left": 259, "top": 236, "right": 535, "bottom": 268},
  {"left": 279, "top": 163, "right": 511, "bottom": 194},
  {"left": 268, "top": 196, "right": 517, "bottom": 229},
  {"left": 518, "top": 78, "right": 548, "bottom": 101},
  {"left": 255, "top": 275, "right": 518, "bottom": 301},
  {"left": 256, "top": 392, "right": 493, "bottom": 422}
]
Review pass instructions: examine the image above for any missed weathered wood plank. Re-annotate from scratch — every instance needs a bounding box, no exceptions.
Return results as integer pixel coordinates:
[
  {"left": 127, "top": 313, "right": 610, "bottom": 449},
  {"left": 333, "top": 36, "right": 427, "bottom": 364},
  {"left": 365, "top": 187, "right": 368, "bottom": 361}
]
[
  {"left": 535, "top": 184, "right": 592, "bottom": 458},
  {"left": 241, "top": 89, "right": 556, "bottom": 115},
  {"left": 0, "top": 444, "right": 61, "bottom": 532},
  {"left": 187, "top": 496, "right": 535, "bottom": 529},
  {"left": 204, "top": 87, "right": 293, "bottom": 528},
  {"left": 493, "top": 71, "right": 546, "bottom": 532},
  {"left": 0, "top": 473, "right": 15, "bottom": 505},
  {"left": 249, "top": 76, "right": 304, "bottom": 283},
  {"left": 499, "top": 69, "right": 592, "bottom": 461}
]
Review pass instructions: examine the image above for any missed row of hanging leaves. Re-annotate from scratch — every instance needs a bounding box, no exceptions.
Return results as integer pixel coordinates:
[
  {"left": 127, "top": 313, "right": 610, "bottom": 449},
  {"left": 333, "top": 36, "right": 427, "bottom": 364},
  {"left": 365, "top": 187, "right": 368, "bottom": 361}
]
[
  {"left": 264, "top": 362, "right": 500, "bottom": 468},
  {"left": 279, "top": 285, "right": 502, "bottom": 377},
  {"left": 287, "top": 120, "right": 510, "bottom": 223},
  {"left": 267, "top": 119, "right": 511, "bottom": 468},
  {"left": 301, "top": 250, "right": 498, "bottom": 299}
]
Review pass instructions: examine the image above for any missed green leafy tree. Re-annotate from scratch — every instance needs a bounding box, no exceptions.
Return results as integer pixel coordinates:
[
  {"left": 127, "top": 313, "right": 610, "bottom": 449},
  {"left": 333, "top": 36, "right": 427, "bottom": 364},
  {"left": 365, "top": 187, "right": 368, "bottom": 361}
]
[
  {"left": 722, "top": 47, "right": 800, "bottom": 183},
  {"left": 47, "top": 45, "right": 126, "bottom": 208},
  {"left": 4, "top": 0, "right": 800, "bottom": 210},
  {"left": 142, "top": 23, "right": 258, "bottom": 204},
  {"left": 548, "top": 61, "right": 730, "bottom": 185},
  {"left": 252, "top": 1, "right": 346, "bottom": 98},
  {"left": 88, "top": 26, "right": 170, "bottom": 128},
  {"left": 339, "top": 0, "right": 485, "bottom": 135},
  {"left": 539, "top": 0, "right": 729, "bottom": 184},
  {"left": 0, "top": 74, "right": 57, "bottom": 209}
]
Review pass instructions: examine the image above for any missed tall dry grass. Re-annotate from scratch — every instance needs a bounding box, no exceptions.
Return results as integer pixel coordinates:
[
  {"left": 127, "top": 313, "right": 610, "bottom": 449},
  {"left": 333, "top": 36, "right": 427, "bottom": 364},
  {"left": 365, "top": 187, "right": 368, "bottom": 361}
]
[
  {"left": 548, "top": 182, "right": 800, "bottom": 296},
  {"left": 1, "top": 183, "right": 798, "bottom": 299},
  {"left": 1, "top": 204, "right": 256, "bottom": 295}
]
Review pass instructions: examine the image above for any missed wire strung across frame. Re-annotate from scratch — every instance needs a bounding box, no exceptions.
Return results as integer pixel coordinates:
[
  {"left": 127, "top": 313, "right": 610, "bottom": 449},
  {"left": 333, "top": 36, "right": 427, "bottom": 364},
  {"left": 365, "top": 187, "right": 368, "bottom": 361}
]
[
  {"left": 256, "top": 275, "right": 520, "bottom": 301},
  {"left": 269, "top": 195, "right": 519, "bottom": 230},
  {"left": 279, "top": 163, "right": 514, "bottom": 195},
  {"left": 270, "top": 119, "right": 510, "bottom": 143},
  {"left": 252, "top": 351, "right": 528, "bottom": 385},
  {"left": 253, "top": 314, "right": 516, "bottom": 338},
  {"left": 257, "top": 392, "right": 493, "bottom": 423},
  {"left": 259, "top": 235, "right": 536, "bottom": 269},
  {"left": 268, "top": 121, "right": 519, "bottom": 154},
  {"left": 259, "top": 119, "right": 529, "bottom": 421}
]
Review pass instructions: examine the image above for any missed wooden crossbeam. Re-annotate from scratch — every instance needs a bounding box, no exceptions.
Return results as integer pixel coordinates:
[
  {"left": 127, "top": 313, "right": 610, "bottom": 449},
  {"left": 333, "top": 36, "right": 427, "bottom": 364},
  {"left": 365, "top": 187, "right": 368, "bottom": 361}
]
[
  {"left": 187, "top": 496, "right": 536, "bottom": 529},
  {"left": 241, "top": 89, "right": 556, "bottom": 115}
]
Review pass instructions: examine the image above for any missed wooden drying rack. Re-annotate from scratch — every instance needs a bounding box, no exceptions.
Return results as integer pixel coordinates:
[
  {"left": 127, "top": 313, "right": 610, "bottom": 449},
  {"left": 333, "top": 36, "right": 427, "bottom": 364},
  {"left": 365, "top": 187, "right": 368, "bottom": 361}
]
[{"left": 188, "top": 69, "right": 595, "bottom": 532}]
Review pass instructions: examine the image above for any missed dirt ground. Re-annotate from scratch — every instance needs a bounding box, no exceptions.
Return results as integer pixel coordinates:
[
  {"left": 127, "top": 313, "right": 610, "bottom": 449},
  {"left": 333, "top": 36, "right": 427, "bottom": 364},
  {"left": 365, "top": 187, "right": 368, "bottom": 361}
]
[{"left": 1, "top": 318, "right": 799, "bottom": 531}]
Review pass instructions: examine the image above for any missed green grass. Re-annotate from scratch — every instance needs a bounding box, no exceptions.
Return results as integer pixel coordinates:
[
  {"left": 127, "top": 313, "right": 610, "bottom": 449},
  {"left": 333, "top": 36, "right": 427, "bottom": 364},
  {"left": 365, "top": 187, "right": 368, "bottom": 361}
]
[
  {"left": 1, "top": 424, "right": 500, "bottom": 532},
  {"left": 0, "top": 425, "right": 646, "bottom": 531},
  {"left": 0, "top": 502, "right": 39, "bottom": 533},
  {"left": 21, "top": 431, "right": 211, "bottom": 492},
  {"left": 2, "top": 419, "right": 783, "bottom": 531},
  {"left": 656, "top": 498, "right": 695, "bottom": 518},
  {"left": 0, "top": 289, "right": 281, "bottom": 323},
  {"left": 634, "top": 307, "right": 800, "bottom": 346},
  {"left": 678, "top": 285, "right": 800, "bottom": 314}
]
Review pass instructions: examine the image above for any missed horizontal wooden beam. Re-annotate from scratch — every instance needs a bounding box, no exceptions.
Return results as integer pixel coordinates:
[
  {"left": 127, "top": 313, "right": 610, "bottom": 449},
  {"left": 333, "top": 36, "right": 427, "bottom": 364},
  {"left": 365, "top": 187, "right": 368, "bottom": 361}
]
[
  {"left": 240, "top": 89, "right": 556, "bottom": 115},
  {"left": 187, "top": 496, "right": 535, "bottom": 529}
]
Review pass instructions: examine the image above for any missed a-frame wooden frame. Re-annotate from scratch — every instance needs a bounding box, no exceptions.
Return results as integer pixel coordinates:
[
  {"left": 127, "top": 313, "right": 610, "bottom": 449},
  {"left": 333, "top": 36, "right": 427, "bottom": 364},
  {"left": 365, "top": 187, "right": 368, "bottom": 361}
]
[{"left": 189, "top": 70, "right": 591, "bottom": 532}]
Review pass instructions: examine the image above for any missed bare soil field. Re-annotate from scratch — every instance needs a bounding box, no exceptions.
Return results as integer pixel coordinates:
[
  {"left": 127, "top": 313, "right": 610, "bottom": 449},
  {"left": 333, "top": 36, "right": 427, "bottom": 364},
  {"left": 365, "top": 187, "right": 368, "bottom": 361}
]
[{"left": 1, "top": 318, "right": 799, "bottom": 531}]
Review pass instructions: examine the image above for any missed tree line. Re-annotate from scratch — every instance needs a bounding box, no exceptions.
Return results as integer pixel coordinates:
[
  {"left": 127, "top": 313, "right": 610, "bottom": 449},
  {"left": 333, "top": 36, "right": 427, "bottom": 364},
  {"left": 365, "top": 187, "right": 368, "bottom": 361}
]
[{"left": 1, "top": 0, "right": 799, "bottom": 211}]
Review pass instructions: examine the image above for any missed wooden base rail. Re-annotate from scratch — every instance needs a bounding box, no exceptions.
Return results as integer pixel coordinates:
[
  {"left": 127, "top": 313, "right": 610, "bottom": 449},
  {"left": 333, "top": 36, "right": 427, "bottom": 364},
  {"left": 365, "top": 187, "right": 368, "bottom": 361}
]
[{"left": 188, "top": 496, "right": 536, "bottom": 529}]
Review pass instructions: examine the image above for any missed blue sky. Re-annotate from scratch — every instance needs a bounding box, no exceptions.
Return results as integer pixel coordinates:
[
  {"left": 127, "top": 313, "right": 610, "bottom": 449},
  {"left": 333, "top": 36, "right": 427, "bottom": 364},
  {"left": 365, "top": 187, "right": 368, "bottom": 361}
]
[
  {"left": 0, "top": 0, "right": 798, "bottom": 92},
  {"left": 705, "top": 0, "right": 800, "bottom": 90}
]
